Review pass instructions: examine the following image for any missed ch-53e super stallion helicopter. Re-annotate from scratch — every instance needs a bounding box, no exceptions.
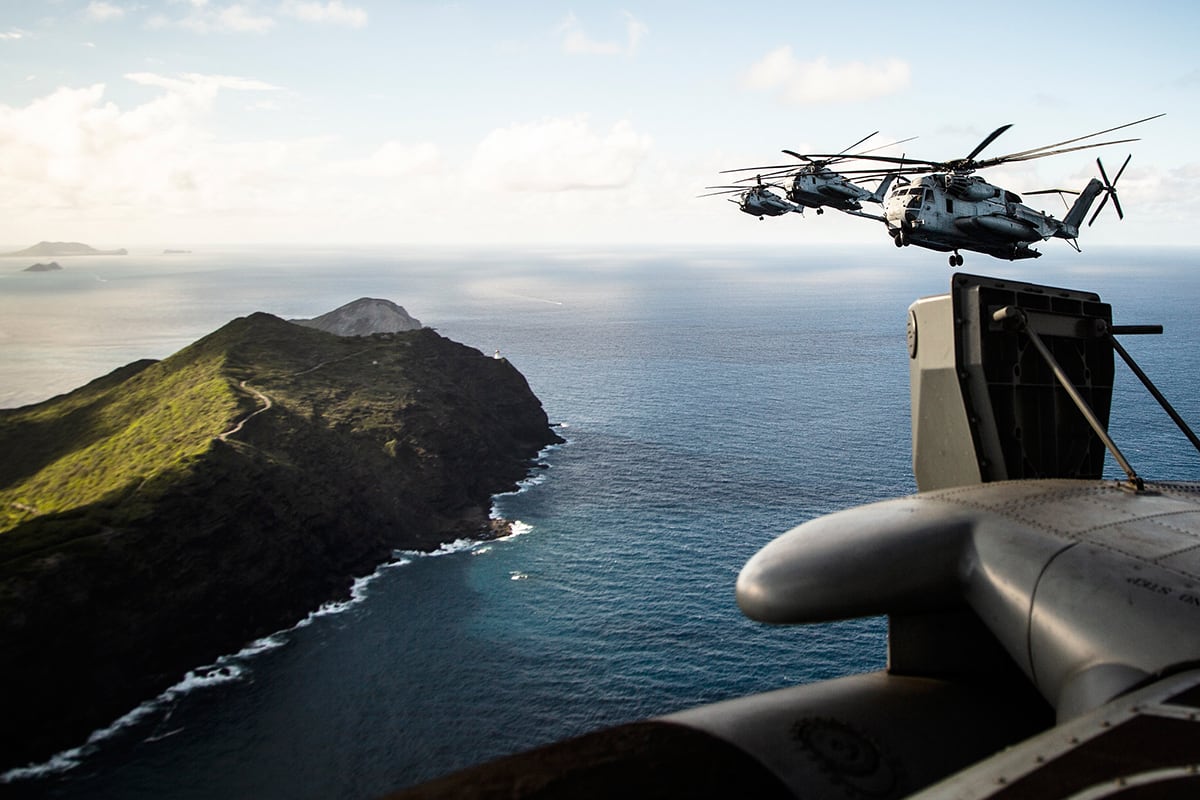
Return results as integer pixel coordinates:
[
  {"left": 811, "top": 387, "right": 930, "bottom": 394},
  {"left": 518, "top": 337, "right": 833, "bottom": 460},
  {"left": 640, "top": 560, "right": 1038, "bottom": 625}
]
[
  {"left": 705, "top": 131, "right": 911, "bottom": 217},
  {"left": 390, "top": 271, "right": 1200, "bottom": 800},
  {"left": 697, "top": 175, "right": 804, "bottom": 220},
  {"left": 803, "top": 114, "right": 1165, "bottom": 266}
]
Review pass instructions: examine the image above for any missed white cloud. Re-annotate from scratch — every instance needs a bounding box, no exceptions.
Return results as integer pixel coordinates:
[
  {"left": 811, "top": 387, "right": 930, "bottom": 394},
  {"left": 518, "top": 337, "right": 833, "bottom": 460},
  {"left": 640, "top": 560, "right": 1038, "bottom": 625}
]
[
  {"left": 280, "top": 0, "right": 367, "bottom": 28},
  {"left": 85, "top": 2, "right": 127, "bottom": 22},
  {"left": 743, "top": 48, "right": 910, "bottom": 105},
  {"left": 149, "top": 2, "right": 277, "bottom": 33},
  {"left": 0, "top": 76, "right": 294, "bottom": 221},
  {"left": 329, "top": 141, "right": 442, "bottom": 178},
  {"left": 126, "top": 72, "right": 282, "bottom": 94},
  {"left": 1, "top": 30, "right": 30, "bottom": 40},
  {"left": 0, "top": 76, "right": 465, "bottom": 243},
  {"left": 557, "top": 11, "right": 647, "bottom": 57},
  {"left": 471, "top": 116, "right": 652, "bottom": 192}
]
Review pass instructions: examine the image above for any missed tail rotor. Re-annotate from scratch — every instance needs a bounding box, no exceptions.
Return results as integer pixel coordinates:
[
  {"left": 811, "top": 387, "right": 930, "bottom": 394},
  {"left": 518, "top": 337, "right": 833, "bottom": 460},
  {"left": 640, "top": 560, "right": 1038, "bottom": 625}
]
[{"left": 1089, "top": 155, "right": 1131, "bottom": 226}]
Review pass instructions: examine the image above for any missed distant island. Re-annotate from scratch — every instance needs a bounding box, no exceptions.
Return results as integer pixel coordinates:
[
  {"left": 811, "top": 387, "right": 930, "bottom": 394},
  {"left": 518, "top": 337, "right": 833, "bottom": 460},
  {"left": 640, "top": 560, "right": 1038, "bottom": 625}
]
[
  {"left": 163, "top": 249, "right": 192, "bottom": 254},
  {"left": 3, "top": 241, "right": 127, "bottom": 257},
  {"left": 22, "top": 261, "right": 62, "bottom": 273},
  {"left": 0, "top": 301, "right": 562, "bottom": 772}
]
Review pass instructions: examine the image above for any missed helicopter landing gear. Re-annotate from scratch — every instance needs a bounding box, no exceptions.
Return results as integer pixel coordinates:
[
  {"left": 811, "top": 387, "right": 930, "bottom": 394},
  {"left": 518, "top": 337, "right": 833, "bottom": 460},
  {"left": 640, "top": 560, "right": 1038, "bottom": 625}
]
[
  {"left": 894, "top": 234, "right": 903, "bottom": 247},
  {"left": 949, "top": 251, "right": 964, "bottom": 267}
]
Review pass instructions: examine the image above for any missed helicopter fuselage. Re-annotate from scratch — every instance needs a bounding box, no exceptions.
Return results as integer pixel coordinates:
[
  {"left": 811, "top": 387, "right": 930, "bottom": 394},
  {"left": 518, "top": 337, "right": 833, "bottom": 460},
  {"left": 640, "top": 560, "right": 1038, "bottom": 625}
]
[
  {"left": 738, "top": 186, "right": 800, "bottom": 219},
  {"left": 883, "top": 174, "right": 1100, "bottom": 263},
  {"left": 788, "top": 166, "right": 876, "bottom": 212}
]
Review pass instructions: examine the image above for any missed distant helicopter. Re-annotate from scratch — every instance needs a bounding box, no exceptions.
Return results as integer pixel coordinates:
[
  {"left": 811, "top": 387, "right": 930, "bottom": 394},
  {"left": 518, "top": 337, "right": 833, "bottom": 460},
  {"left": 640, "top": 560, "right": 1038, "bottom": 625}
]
[
  {"left": 711, "top": 132, "right": 914, "bottom": 216},
  {"left": 831, "top": 115, "right": 1164, "bottom": 266},
  {"left": 698, "top": 175, "right": 803, "bottom": 220}
]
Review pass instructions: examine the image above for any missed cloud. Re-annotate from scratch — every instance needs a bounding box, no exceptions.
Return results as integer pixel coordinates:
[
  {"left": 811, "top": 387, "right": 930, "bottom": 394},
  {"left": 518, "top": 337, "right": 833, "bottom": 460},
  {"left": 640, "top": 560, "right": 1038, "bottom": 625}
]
[
  {"left": 280, "top": 0, "right": 367, "bottom": 28},
  {"left": 557, "top": 11, "right": 647, "bottom": 57},
  {"left": 1, "top": 30, "right": 30, "bottom": 40},
  {"left": 149, "top": 2, "right": 276, "bottom": 34},
  {"left": 85, "top": 2, "right": 127, "bottom": 22},
  {"left": 743, "top": 48, "right": 910, "bottom": 105},
  {"left": 329, "top": 141, "right": 442, "bottom": 178},
  {"left": 126, "top": 72, "right": 282, "bottom": 94},
  {"left": 0, "top": 76, "right": 460, "bottom": 243},
  {"left": 471, "top": 116, "right": 652, "bottom": 192},
  {"left": 0, "top": 76, "right": 294, "bottom": 220}
]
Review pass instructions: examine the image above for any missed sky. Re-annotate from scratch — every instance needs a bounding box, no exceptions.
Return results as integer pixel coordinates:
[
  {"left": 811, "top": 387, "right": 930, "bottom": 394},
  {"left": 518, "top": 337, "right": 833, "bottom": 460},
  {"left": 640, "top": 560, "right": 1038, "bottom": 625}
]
[{"left": 1, "top": 0, "right": 1198, "bottom": 248}]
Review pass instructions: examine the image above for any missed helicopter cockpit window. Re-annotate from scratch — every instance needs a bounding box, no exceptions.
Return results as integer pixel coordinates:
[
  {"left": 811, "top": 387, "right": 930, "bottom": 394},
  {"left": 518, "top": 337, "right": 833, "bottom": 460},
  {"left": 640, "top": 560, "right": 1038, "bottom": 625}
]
[{"left": 1004, "top": 190, "right": 1022, "bottom": 203}]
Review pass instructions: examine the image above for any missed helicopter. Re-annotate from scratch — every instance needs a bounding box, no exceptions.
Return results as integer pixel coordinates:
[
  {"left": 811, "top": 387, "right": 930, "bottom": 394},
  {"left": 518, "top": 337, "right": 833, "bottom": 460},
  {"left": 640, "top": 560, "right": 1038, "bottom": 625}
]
[
  {"left": 698, "top": 175, "right": 803, "bottom": 220},
  {"left": 712, "top": 132, "right": 913, "bottom": 216},
  {"left": 820, "top": 115, "right": 1164, "bottom": 266}
]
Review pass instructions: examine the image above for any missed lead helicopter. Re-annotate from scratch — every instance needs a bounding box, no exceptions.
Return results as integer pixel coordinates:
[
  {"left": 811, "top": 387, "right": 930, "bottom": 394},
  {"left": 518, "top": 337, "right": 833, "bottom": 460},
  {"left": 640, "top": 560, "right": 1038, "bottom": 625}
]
[
  {"left": 710, "top": 132, "right": 914, "bottom": 215},
  {"left": 817, "top": 115, "right": 1164, "bottom": 266}
]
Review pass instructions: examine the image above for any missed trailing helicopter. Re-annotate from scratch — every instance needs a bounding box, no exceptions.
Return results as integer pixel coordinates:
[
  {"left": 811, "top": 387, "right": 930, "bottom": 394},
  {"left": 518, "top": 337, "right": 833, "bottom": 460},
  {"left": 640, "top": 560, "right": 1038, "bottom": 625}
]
[
  {"left": 828, "top": 115, "right": 1164, "bottom": 266},
  {"left": 698, "top": 175, "right": 803, "bottom": 220},
  {"left": 710, "top": 132, "right": 913, "bottom": 216}
]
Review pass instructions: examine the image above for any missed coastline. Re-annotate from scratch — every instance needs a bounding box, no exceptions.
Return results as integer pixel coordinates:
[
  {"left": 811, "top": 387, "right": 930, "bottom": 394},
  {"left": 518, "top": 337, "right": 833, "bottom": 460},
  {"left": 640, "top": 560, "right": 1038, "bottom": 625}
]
[{"left": 0, "top": 322, "right": 564, "bottom": 774}]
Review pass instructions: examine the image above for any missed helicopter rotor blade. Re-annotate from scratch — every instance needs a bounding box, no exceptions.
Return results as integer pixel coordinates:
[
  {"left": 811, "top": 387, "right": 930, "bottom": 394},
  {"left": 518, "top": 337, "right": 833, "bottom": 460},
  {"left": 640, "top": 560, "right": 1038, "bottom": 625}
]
[
  {"left": 782, "top": 149, "right": 819, "bottom": 165},
  {"left": 838, "top": 131, "right": 879, "bottom": 156},
  {"left": 719, "top": 164, "right": 799, "bottom": 174},
  {"left": 964, "top": 124, "right": 1013, "bottom": 162},
  {"left": 985, "top": 114, "right": 1164, "bottom": 164},
  {"left": 1111, "top": 153, "right": 1133, "bottom": 185},
  {"left": 855, "top": 136, "right": 918, "bottom": 157},
  {"left": 976, "top": 138, "right": 1141, "bottom": 168},
  {"left": 1088, "top": 192, "right": 1111, "bottom": 226}
]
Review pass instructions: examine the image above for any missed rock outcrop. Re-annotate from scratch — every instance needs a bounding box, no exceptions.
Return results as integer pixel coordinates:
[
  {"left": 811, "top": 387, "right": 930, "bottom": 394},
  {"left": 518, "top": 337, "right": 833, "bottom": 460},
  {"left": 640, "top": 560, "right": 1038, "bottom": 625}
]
[
  {"left": 291, "top": 297, "right": 422, "bottom": 336},
  {"left": 0, "top": 313, "right": 561, "bottom": 772}
]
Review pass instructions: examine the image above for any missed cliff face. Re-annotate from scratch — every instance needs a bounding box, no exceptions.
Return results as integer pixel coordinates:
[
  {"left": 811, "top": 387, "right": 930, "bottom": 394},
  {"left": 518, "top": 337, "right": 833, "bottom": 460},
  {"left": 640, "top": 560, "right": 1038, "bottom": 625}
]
[{"left": 0, "top": 314, "right": 562, "bottom": 771}]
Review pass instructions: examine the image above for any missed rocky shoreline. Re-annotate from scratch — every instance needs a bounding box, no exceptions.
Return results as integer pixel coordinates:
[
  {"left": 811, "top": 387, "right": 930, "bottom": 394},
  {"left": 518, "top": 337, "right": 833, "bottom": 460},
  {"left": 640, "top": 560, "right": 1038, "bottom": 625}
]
[{"left": 0, "top": 315, "right": 563, "bottom": 773}]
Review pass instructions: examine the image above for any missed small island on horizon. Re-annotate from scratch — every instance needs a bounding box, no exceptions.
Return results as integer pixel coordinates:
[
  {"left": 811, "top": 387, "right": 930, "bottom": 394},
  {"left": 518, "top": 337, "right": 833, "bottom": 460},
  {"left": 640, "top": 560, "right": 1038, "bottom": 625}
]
[
  {"left": 3, "top": 241, "right": 127, "bottom": 258},
  {"left": 22, "top": 261, "right": 63, "bottom": 273}
]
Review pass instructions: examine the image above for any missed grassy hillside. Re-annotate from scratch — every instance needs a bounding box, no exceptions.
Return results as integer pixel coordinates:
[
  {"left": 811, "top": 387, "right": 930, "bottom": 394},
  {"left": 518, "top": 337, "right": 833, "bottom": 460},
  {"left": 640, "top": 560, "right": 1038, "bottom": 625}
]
[{"left": 0, "top": 348, "right": 240, "bottom": 538}]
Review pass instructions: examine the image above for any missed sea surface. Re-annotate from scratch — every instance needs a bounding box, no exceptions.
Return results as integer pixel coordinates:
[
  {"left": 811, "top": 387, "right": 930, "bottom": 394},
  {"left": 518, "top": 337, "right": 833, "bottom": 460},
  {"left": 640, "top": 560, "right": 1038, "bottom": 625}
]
[{"left": 2, "top": 244, "right": 1199, "bottom": 798}]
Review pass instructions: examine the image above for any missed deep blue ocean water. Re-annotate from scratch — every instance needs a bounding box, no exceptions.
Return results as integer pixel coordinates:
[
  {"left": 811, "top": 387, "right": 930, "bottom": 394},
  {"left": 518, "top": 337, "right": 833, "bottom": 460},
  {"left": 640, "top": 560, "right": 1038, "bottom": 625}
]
[{"left": 2, "top": 245, "right": 1198, "bottom": 798}]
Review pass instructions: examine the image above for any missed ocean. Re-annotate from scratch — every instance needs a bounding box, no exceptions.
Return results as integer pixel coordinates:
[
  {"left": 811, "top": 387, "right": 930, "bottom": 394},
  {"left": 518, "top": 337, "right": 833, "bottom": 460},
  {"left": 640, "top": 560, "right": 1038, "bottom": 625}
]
[{"left": 2, "top": 245, "right": 1199, "bottom": 798}]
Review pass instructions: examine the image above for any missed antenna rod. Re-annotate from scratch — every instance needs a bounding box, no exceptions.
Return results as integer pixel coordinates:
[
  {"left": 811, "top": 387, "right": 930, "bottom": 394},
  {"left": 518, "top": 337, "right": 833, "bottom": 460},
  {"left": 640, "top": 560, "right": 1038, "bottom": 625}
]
[
  {"left": 1106, "top": 326, "right": 1200, "bottom": 457},
  {"left": 992, "top": 306, "right": 1144, "bottom": 491}
]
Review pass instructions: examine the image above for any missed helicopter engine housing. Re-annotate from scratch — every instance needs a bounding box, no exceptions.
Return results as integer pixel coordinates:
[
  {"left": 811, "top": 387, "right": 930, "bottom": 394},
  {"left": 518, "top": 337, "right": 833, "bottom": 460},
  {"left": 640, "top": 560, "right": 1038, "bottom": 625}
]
[{"left": 944, "top": 175, "right": 999, "bottom": 201}]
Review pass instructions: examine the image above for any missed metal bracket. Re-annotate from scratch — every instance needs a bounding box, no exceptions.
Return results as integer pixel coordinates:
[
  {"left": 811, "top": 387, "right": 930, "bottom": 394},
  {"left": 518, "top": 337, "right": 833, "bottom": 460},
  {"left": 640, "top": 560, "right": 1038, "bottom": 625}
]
[{"left": 992, "top": 305, "right": 1144, "bottom": 492}]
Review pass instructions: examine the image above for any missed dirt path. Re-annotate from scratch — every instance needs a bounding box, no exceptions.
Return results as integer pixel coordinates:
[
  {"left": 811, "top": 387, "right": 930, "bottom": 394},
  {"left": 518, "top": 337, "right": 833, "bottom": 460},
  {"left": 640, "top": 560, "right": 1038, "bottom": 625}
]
[{"left": 217, "top": 381, "right": 273, "bottom": 441}]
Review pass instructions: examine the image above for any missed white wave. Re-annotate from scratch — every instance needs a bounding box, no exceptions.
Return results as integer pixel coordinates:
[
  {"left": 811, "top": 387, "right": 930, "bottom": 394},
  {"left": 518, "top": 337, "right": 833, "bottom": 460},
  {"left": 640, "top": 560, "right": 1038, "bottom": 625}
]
[
  {"left": 472, "top": 546, "right": 493, "bottom": 556},
  {"left": 393, "top": 538, "right": 481, "bottom": 561},
  {"left": 1, "top": 557, "right": 416, "bottom": 784},
  {"left": 3, "top": 439, "right": 564, "bottom": 784},
  {"left": 1, "top": 654, "right": 255, "bottom": 783}
]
